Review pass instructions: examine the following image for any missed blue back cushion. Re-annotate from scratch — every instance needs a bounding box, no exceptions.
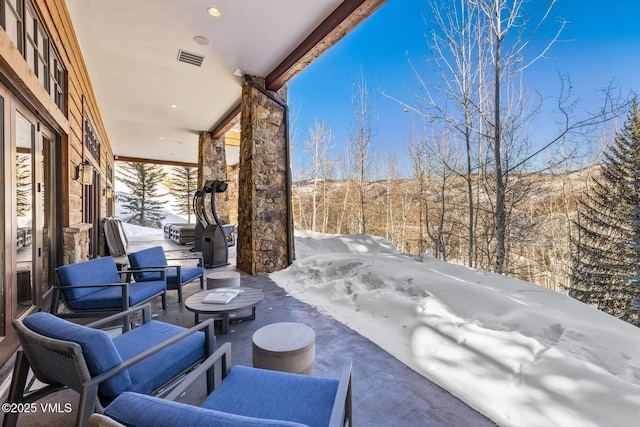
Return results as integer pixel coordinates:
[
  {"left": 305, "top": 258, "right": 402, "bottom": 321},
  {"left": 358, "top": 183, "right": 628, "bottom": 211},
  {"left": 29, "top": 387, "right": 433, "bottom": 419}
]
[
  {"left": 105, "top": 392, "right": 309, "bottom": 427},
  {"left": 56, "top": 257, "right": 122, "bottom": 301},
  {"left": 128, "top": 247, "right": 167, "bottom": 281},
  {"left": 22, "top": 312, "right": 131, "bottom": 399}
]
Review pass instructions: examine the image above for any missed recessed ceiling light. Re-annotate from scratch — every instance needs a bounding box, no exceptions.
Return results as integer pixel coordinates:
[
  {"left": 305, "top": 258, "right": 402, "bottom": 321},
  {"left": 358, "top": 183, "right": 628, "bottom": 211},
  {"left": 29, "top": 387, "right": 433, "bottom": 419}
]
[
  {"left": 170, "top": 104, "right": 178, "bottom": 109},
  {"left": 193, "top": 35, "right": 210, "bottom": 46},
  {"left": 208, "top": 7, "right": 221, "bottom": 17},
  {"left": 159, "top": 137, "right": 165, "bottom": 140}
]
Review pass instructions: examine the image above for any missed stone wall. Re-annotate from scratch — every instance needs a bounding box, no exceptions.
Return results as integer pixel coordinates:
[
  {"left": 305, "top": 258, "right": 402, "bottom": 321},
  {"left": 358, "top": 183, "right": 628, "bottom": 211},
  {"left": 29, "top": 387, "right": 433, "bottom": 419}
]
[
  {"left": 199, "top": 131, "right": 227, "bottom": 184},
  {"left": 237, "top": 76, "right": 291, "bottom": 274},
  {"left": 198, "top": 131, "right": 238, "bottom": 224},
  {"left": 224, "top": 164, "right": 239, "bottom": 225},
  {"left": 63, "top": 223, "right": 92, "bottom": 264}
]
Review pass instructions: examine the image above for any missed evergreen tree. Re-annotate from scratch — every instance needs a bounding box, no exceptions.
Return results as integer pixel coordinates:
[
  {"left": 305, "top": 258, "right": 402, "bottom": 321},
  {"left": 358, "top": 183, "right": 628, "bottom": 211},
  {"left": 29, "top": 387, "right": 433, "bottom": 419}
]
[
  {"left": 169, "top": 166, "right": 197, "bottom": 223},
  {"left": 117, "top": 162, "right": 166, "bottom": 228},
  {"left": 568, "top": 100, "right": 640, "bottom": 325}
]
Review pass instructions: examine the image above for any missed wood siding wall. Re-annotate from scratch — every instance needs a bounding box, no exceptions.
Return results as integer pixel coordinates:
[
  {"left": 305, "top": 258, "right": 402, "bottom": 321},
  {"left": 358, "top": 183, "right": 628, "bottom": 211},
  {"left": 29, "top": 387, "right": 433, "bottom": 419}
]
[
  {"left": 39, "top": 0, "right": 113, "bottom": 225},
  {"left": 0, "top": 0, "right": 114, "bottom": 226}
]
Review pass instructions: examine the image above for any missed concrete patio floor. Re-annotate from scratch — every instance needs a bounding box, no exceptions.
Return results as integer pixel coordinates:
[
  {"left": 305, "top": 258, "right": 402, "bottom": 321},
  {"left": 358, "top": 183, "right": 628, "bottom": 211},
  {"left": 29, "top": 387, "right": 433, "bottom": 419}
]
[{"left": 0, "top": 235, "right": 496, "bottom": 426}]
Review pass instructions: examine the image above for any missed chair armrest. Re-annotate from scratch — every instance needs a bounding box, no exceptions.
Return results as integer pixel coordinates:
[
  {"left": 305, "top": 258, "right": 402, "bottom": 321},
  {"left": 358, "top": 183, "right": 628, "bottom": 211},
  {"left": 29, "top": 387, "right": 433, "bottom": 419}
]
[
  {"left": 166, "top": 255, "right": 204, "bottom": 267},
  {"left": 86, "top": 304, "right": 153, "bottom": 328},
  {"left": 328, "top": 359, "right": 353, "bottom": 427},
  {"left": 127, "top": 266, "right": 169, "bottom": 270},
  {"left": 164, "top": 342, "right": 232, "bottom": 401},
  {"left": 52, "top": 282, "right": 128, "bottom": 290},
  {"left": 83, "top": 318, "right": 216, "bottom": 396}
]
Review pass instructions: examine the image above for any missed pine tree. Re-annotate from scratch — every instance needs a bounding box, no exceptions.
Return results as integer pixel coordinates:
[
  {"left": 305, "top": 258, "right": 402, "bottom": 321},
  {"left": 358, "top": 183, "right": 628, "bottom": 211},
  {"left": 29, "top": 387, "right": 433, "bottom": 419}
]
[
  {"left": 117, "top": 162, "right": 166, "bottom": 228},
  {"left": 568, "top": 100, "right": 640, "bottom": 325},
  {"left": 169, "top": 166, "right": 197, "bottom": 223}
]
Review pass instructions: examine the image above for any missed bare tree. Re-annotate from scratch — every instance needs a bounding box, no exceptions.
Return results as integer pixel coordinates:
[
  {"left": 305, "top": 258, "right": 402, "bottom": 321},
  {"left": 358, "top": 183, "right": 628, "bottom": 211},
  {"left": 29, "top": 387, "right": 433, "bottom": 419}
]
[
  {"left": 348, "top": 73, "right": 376, "bottom": 233},
  {"left": 304, "top": 120, "right": 335, "bottom": 232}
]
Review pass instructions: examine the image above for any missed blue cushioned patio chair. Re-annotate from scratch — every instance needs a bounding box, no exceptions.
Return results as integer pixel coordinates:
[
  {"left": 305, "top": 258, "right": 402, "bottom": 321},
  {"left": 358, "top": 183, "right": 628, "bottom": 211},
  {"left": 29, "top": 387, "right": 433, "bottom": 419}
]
[
  {"left": 127, "top": 246, "right": 204, "bottom": 303},
  {"left": 51, "top": 256, "right": 167, "bottom": 321},
  {"left": 2, "top": 304, "right": 215, "bottom": 427},
  {"left": 90, "top": 342, "right": 353, "bottom": 427}
]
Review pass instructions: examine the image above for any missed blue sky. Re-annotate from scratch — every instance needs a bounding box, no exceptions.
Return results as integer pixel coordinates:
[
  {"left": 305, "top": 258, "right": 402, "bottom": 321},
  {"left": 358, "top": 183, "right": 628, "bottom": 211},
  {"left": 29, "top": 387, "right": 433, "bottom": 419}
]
[{"left": 288, "top": 0, "right": 640, "bottom": 174}]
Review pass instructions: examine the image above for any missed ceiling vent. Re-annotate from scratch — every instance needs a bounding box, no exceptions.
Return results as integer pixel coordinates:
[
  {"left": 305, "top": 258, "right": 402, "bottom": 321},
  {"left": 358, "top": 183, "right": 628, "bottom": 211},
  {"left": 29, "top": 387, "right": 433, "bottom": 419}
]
[{"left": 177, "top": 49, "right": 205, "bottom": 67}]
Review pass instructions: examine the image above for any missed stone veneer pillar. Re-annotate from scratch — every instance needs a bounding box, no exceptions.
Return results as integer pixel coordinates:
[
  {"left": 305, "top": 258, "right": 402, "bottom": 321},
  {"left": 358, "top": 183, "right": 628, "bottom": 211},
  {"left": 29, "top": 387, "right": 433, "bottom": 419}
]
[
  {"left": 198, "top": 131, "right": 233, "bottom": 222},
  {"left": 199, "top": 131, "right": 227, "bottom": 185},
  {"left": 63, "top": 223, "right": 92, "bottom": 264},
  {"left": 237, "top": 76, "right": 292, "bottom": 274}
]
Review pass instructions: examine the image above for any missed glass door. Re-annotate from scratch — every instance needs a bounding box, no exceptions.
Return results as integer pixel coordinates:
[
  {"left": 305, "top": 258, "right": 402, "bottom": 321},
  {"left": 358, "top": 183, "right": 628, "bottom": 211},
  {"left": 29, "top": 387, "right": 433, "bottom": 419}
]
[
  {"left": 15, "top": 110, "right": 35, "bottom": 316},
  {"left": 0, "top": 84, "right": 55, "bottom": 363},
  {"left": 0, "top": 89, "right": 8, "bottom": 363}
]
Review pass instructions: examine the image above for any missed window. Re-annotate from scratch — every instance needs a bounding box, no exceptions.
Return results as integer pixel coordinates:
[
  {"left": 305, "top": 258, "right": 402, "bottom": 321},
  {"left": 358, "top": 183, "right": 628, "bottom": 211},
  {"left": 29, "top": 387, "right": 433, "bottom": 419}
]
[
  {"left": 1, "top": 0, "right": 23, "bottom": 52},
  {"left": 1, "top": 0, "right": 65, "bottom": 113},
  {"left": 50, "top": 48, "right": 65, "bottom": 111},
  {"left": 84, "top": 116, "right": 100, "bottom": 163}
]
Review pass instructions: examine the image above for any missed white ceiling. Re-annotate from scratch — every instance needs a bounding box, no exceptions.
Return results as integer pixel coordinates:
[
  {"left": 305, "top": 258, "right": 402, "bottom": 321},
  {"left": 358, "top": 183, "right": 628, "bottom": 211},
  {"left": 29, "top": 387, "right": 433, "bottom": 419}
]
[{"left": 65, "top": 0, "right": 344, "bottom": 165}]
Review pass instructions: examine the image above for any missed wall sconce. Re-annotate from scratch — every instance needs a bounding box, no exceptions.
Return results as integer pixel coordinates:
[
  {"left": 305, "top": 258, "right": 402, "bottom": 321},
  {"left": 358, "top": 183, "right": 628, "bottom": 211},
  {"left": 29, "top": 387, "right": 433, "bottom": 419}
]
[
  {"left": 103, "top": 186, "right": 114, "bottom": 198},
  {"left": 75, "top": 161, "right": 94, "bottom": 185}
]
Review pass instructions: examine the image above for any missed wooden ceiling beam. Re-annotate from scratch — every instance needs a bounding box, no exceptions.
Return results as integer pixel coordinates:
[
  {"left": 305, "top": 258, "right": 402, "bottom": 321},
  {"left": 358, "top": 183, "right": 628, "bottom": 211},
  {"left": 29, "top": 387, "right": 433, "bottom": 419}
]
[
  {"left": 210, "top": 0, "right": 388, "bottom": 139},
  {"left": 266, "top": 0, "right": 388, "bottom": 91},
  {"left": 114, "top": 155, "right": 198, "bottom": 168}
]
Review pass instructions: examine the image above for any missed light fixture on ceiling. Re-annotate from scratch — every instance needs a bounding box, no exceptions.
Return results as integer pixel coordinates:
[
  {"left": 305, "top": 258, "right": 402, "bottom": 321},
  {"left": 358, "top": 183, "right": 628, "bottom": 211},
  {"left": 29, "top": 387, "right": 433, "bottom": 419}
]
[
  {"left": 193, "top": 35, "right": 210, "bottom": 46},
  {"left": 75, "top": 161, "right": 94, "bottom": 185},
  {"left": 208, "top": 7, "right": 221, "bottom": 17},
  {"left": 170, "top": 104, "right": 178, "bottom": 109}
]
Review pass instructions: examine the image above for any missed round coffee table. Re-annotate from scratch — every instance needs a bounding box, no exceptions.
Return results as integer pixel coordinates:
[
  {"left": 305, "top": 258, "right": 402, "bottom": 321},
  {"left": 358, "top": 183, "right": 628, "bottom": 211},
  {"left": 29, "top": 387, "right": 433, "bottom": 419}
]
[
  {"left": 185, "top": 287, "right": 264, "bottom": 334},
  {"left": 252, "top": 322, "right": 316, "bottom": 374}
]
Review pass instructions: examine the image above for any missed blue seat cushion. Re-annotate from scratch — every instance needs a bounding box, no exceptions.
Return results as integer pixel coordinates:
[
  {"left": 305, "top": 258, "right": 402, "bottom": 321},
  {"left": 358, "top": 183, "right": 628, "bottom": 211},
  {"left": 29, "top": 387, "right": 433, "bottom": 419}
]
[
  {"left": 65, "top": 280, "right": 165, "bottom": 311},
  {"left": 203, "top": 366, "right": 339, "bottom": 427},
  {"left": 22, "top": 312, "right": 131, "bottom": 399},
  {"left": 56, "top": 257, "right": 122, "bottom": 301},
  {"left": 112, "top": 321, "right": 205, "bottom": 396},
  {"left": 105, "top": 392, "right": 308, "bottom": 427},
  {"left": 166, "top": 266, "right": 202, "bottom": 286}
]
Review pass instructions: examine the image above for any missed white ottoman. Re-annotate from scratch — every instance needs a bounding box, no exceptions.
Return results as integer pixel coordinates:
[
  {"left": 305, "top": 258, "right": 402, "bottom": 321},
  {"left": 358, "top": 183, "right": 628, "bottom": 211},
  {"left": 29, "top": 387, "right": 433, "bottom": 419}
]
[
  {"left": 252, "top": 322, "right": 316, "bottom": 375},
  {"left": 206, "top": 271, "right": 241, "bottom": 289}
]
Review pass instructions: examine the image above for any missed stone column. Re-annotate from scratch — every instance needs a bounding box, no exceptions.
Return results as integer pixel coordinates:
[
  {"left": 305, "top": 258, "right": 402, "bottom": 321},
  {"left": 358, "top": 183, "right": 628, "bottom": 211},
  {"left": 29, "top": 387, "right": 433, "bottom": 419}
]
[
  {"left": 237, "top": 76, "right": 292, "bottom": 274},
  {"left": 198, "top": 131, "right": 233, "bottom": 222},
  {"left": 198, "top": 131, "right": 227, "bottom": 185},
  {"left": 63, "top": 223, "right": 92, "bottom": 264}
]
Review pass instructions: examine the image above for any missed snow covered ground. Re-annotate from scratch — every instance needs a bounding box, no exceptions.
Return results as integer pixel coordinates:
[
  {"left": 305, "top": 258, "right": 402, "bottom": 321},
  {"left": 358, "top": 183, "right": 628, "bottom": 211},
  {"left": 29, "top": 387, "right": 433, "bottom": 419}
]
[{"left": 271, "top": 231, "right": 640, "bottom": 427}]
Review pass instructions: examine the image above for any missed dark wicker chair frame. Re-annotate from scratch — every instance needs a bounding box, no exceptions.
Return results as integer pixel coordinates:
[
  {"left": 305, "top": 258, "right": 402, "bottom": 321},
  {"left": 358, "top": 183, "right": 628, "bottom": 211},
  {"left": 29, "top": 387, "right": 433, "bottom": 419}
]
[
  {"left": 91, "top": 342, "right": 353, "bottom": 427},
  {"left": 2, "top": 304, "right": 215, "bottom": 427}
]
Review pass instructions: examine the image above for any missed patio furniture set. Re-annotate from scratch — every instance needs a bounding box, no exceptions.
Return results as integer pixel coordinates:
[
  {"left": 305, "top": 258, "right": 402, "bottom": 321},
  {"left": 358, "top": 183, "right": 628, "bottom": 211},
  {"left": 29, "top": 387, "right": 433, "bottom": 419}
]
[{"left": 3, "top": 245, "right": 349, "bottom": 427}]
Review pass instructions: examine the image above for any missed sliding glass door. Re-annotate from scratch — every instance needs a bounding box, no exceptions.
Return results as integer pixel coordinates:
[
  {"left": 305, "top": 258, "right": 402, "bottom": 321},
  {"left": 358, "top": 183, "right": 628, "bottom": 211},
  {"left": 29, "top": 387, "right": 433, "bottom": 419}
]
[{"left": 0, "top": 83, "right": 56, "bottom": 362}]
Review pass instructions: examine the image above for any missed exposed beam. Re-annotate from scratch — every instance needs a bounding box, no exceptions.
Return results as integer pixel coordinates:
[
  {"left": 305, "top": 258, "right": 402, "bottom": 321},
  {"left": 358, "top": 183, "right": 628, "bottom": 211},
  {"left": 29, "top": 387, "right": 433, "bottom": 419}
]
[
  {"left": 211, "top": 104, "right": 241, "bottom": 140},
  {"left": 114, "top": 155, "right": 197, "bottom": 168},
  {"left": 210, "top": 0, "right": 387, "bottom": 139},
  {"left": 266, "top": 0, "right": 388, "bottom": 91}
]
